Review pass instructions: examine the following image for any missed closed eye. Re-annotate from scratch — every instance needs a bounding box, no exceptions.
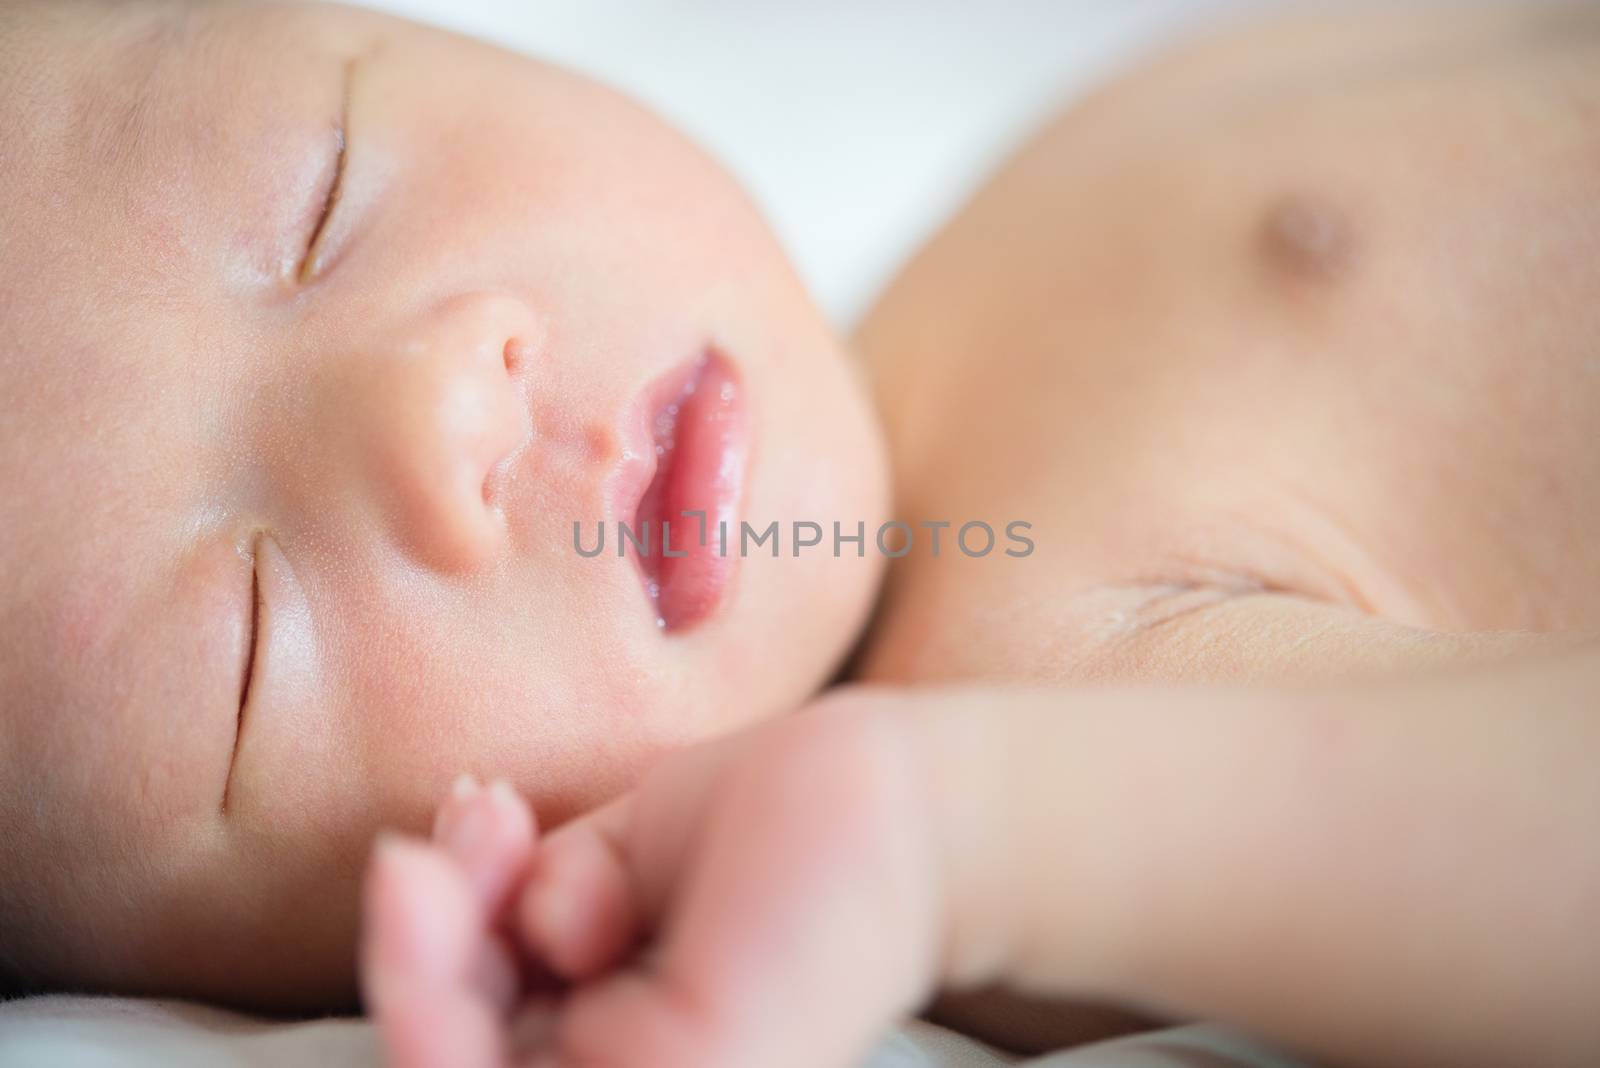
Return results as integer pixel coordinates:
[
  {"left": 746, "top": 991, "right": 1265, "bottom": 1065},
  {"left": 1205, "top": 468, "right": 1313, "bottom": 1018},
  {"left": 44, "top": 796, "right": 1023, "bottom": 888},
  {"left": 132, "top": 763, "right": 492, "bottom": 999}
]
[
  {"left": 297, "top": 121, "right": 347, "bottom": 283},
  {"left": 223, "top": 545, "right": 262, "bottom": 814},
  {"left": 240, "top": 551, "right": 262, "bottom": 717},
  {"left": 296, "top": 55, "right": 360, "bottom": 283}
]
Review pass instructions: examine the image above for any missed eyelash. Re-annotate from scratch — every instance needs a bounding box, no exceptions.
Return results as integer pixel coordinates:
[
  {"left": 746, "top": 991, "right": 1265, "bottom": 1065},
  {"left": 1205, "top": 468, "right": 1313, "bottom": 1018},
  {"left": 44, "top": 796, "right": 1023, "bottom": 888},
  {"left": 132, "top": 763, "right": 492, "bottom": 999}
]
[
  {"left": 298, "top": 123, "right": 347, "bottom": 283},
  {"left": 239, "top": 552, "right": 261, "bottom": 718},
  {"left": 222, "top": 542, "right": 263, "bottom": 815}
]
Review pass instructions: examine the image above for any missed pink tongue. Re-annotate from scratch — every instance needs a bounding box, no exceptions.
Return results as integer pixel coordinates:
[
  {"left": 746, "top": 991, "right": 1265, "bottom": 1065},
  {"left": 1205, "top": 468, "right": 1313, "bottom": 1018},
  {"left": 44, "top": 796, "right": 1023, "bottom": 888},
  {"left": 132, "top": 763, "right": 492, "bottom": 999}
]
[{"left": 632, "top": 354, "right": 744, "bottom": 630}]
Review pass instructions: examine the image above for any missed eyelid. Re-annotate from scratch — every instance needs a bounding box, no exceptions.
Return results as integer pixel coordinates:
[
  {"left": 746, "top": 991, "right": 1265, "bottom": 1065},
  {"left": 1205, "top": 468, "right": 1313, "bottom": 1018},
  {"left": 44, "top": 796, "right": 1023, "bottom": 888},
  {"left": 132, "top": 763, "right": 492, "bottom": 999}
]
[
  {"left": 297, "top": 57, "right": 359, "bottom": 284},
  {"left": 220, "top": 532, "right": 320, "bottom": 818},
  {"left": 223, "top": 537, "right": 262, "bottom": 815},
  {"left": 297, "top": 122, "right": 347, "bottom": 284},
  {"left": 241, "top": 549, "right": 261, "bottom": 713}
]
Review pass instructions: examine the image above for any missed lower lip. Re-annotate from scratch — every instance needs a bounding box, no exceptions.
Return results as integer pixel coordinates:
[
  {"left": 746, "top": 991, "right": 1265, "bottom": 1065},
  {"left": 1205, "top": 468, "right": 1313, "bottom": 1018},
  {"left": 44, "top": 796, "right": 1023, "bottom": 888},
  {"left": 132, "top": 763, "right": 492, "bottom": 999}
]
[{"left": 620, "top": 352, "right": 749, "bottom": 631}]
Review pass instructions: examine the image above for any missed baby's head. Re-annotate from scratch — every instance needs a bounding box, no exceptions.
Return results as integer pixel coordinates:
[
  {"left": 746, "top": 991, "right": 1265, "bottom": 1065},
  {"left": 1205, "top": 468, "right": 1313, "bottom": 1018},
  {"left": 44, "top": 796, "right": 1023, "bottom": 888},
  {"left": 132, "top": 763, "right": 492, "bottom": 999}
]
[{"left": 0, "top": 0, "right": 886, "bottom": 1008}]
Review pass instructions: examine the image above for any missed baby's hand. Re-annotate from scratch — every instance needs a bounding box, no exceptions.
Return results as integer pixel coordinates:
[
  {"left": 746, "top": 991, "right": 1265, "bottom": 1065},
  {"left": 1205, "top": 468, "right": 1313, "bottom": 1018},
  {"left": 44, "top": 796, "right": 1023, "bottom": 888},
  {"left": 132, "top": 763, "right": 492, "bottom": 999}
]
[
  {"left": 361, "top": 691, "right": 946, "bottom": 1068},
  {"left": 365, "top": 660, "right": 1600, "bottom": 1068}
]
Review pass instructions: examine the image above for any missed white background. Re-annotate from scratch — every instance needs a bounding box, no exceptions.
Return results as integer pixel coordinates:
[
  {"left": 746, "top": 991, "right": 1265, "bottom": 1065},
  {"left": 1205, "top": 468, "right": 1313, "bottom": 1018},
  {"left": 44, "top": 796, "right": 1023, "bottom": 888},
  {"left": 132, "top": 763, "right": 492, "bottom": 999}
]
[{"left": 347, "top": 0, "right": 1291, "bottom": 327}]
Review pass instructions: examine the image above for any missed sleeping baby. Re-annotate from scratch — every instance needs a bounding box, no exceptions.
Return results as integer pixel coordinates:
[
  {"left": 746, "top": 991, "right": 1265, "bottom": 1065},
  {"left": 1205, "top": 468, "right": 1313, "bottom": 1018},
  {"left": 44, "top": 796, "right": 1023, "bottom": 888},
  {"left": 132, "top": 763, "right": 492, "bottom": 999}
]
[
  {"left": 0, "top": 0, "right": 887, "bottom": 1009},
  {"left": 5, "top": 2, "right": 1600, "bottom": 1068}
]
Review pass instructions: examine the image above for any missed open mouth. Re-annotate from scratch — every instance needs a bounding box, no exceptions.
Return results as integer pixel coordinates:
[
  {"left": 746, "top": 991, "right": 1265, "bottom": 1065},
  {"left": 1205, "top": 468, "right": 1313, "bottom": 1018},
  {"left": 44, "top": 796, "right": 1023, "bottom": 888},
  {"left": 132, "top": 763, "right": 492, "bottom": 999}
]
[{"left": 619, "top": 351, "right": 748, "bottom": 631}]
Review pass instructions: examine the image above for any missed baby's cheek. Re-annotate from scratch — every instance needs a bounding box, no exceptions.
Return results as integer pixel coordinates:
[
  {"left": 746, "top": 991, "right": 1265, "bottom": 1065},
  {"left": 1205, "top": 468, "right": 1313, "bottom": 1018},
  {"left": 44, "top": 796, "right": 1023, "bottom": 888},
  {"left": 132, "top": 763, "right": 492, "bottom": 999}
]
[{"left": 325, "top": 633, "right": 665, "bottom": 833}]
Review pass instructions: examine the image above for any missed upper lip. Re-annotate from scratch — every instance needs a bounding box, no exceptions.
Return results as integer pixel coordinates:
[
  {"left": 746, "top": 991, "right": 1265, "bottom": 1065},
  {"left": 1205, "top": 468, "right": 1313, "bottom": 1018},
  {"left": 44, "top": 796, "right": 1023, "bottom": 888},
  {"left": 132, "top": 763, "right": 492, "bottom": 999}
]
[
  {"left": 608, "top": 351, "right": 748, "bottom": 631},
  {"left": 608, "top": 358, "right": 703, "bottom": 527}
]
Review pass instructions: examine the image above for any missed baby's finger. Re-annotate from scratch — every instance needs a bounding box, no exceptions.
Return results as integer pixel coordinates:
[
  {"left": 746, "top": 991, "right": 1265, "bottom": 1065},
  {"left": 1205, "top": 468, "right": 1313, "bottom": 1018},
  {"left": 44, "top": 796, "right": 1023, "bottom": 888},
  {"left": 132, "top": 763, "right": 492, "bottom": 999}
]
[
  {"left": 429, "top": 775, "right": 539, "bottom": 1015},
  {"left": 361, "top": 835, "right": 504, "bottom": 1068},
  {"left": 432, "top": 775, "right": 539, "bottom": 916},
  {"left": 517, "top": 820, "right": 637, "bottom": 979},
  {"left": 514, "top": 730, "right": 759, "bottom": 979}
]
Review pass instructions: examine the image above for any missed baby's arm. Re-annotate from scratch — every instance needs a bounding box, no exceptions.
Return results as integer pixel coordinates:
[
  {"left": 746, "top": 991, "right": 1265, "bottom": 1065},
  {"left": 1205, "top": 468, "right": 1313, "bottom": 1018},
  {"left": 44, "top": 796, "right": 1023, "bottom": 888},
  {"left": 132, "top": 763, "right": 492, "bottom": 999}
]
[
  {"left": 364, "top": 638, "right": 1600, "bottom": 1068},
  {"left": 918, "top": 643, "right": 1600, "bottom": 1068}
]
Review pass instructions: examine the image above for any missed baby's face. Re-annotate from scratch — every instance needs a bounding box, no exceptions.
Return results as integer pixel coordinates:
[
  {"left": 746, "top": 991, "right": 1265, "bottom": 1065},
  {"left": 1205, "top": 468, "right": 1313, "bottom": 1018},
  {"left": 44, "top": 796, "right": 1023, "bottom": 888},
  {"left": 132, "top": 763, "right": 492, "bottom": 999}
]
[{"left": 0, "top": 1, "right": 886, "bottom": 1006}]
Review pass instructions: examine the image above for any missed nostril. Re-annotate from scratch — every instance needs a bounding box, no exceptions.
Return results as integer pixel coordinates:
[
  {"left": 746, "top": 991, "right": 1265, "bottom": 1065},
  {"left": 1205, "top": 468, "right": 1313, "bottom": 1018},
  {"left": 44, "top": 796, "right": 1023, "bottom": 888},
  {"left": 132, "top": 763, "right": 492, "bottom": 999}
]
[
  {"left": 503, "top": 337, "right": 527, "bottom": 375},
  {"left": 357, "top": 294, "right": 542, "bottom": 575}
]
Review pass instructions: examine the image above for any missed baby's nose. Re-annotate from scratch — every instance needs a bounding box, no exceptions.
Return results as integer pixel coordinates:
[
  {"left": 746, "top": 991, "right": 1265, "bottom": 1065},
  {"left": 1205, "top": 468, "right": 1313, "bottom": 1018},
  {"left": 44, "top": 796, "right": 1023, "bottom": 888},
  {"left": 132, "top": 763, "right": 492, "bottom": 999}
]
[{"left": 338, "top": 292, "right": 535, "bottom": 573}]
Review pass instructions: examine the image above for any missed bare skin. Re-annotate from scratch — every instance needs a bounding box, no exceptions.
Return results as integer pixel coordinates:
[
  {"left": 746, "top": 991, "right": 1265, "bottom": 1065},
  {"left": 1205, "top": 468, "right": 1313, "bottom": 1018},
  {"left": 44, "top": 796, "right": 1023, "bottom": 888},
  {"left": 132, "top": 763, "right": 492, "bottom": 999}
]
[
  {"left": 856, "top": 1, "right": 1600, "bottom": 691},
  {"left": 360, "top": 6, "right": 1600, "bottom": 1067},
  {"left": 365, "top": 660, "right": 1600, "bottom": 1068},
  {"left": 853, "top": 3, "right": 1600, "bottom": 1048}
]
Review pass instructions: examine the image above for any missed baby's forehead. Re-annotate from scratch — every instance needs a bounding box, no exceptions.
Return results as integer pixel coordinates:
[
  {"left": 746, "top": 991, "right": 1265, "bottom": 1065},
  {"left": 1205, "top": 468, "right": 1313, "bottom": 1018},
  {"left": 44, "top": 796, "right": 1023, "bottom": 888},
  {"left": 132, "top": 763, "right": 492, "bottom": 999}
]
[
  {"left": 3, "top": 2, "right": 355, "bottom": 295},
  {"left": 0, "top": 7, "right": 261, "bottom": 681},
  {"left": 4, "top": 3, "right": 207, "bottom": 167},
  {"left": 0, "top": 5, "right": 347, "bottom": 428}
]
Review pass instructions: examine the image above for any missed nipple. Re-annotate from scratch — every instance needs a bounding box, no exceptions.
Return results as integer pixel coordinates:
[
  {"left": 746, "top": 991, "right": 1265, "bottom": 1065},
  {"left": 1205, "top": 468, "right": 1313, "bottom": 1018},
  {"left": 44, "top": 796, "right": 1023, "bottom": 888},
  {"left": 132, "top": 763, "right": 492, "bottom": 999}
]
[{"left": 1260, "top": 192, "right": 1357, "bottom": 283}]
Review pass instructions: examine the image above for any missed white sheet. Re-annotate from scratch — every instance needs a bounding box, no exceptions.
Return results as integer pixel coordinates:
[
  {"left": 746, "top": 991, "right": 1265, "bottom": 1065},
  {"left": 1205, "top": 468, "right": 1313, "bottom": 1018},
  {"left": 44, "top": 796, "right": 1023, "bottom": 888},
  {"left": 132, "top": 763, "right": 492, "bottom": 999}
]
[
  {"left": 349, "top": 0, "right": 1289, "bottom": 327},
  {"left": 0, "top": 995, "right": 1311, "bottom": 1068}
]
